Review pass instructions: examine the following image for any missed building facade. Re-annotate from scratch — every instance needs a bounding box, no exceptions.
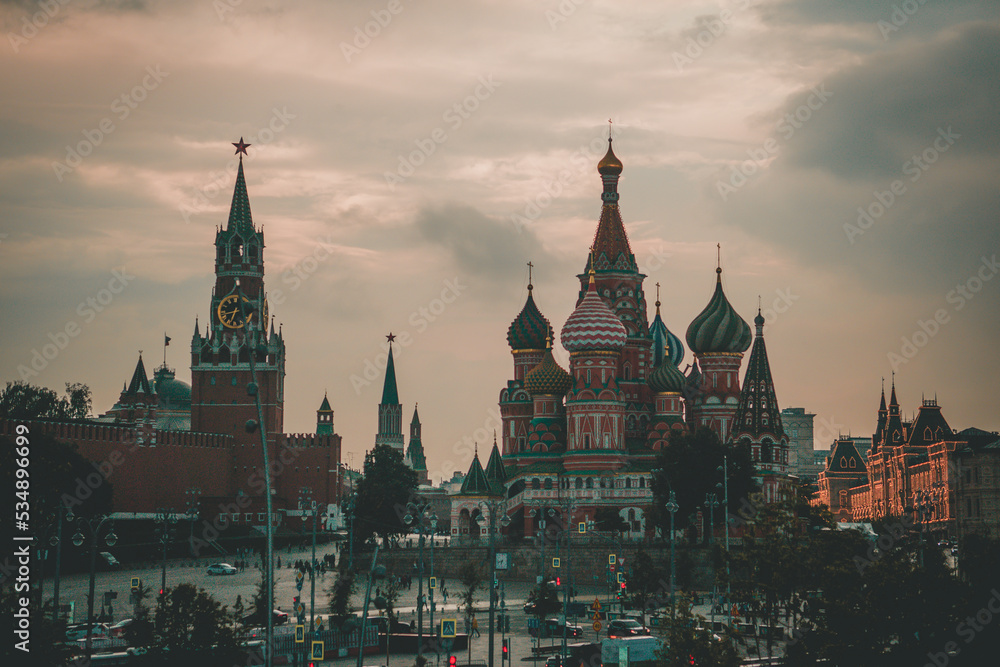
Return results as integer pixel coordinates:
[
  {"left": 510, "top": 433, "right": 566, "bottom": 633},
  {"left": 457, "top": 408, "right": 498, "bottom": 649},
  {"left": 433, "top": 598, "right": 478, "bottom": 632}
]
[
  {"left": 0, "top": 149, "right": 343, "bottom": 527},
  {"left": 453, "top": 139, "right": 793, "bottom": 542}
]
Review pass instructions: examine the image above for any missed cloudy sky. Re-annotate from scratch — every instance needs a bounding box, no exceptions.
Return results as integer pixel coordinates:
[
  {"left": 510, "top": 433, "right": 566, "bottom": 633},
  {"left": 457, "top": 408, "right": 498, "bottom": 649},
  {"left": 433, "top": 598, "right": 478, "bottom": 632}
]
[{"left": 2, "top": 0, "right": 998, "bottom": 483}]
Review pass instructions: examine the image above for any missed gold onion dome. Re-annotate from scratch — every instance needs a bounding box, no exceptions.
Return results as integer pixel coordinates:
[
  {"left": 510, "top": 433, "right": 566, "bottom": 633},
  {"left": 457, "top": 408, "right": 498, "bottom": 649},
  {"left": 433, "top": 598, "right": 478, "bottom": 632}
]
[
  {"left": 649, "top": 359, "right": 686, "bottom": 394},
  {"left": 685, "top": 267, "right": 751, "bottom": 355},
  {"left": 524, "top": 338, "right": 573, "bottom": 397},
  {"left": 597, "top": 138, "right": 623, "bottom": 176}
]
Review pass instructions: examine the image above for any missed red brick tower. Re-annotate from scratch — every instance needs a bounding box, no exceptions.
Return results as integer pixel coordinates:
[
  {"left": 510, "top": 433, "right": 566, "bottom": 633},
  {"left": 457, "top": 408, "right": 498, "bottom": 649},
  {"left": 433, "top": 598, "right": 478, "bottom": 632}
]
[{"left": 190, "top": 140, "right": 286, "bottom": 450}]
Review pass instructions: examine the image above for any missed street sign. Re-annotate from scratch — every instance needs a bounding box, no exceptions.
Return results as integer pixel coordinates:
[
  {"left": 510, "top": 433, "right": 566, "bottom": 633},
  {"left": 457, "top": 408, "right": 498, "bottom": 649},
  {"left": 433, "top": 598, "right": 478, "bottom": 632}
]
[
  {"left": 592, "top": 599, "right": 602, "bottom": 610},
  {"left": 552, "top": 557, "right": 560, "bottom": 568},
  {"left": 496, "top": 552, "right": 510, "bottom": 571},
  {"left": 527, "top": 617, "right": 539, "bottom": 629},
  {"left": 441, "top": 619, "right": 457, "bottom": 638},
  {"left": 311, "top": 640, "right": 324, "bottom": 660},
  {"left": 593, "top": 621, "right": 602, "bottom": 633},
  {"left": 295, "top": 624, "right": 305, "bottom": 643},
  {"left": 617, "top": 572, "right": 625, "bottom": 583},
  {"left": 578, "top": 522, "right": 586, "bottom": 533},
  {"left": 130, "top": 577, "right": 140, "bottom": 590},
  {"left": 608, "top": 554, "right": 616, "bottom": 565},
  {"left": 430, "top": 576, "right": 437, "bottom": 589},
  {"left": 592, "top": 612, "right": 600, "bottom": 622}
]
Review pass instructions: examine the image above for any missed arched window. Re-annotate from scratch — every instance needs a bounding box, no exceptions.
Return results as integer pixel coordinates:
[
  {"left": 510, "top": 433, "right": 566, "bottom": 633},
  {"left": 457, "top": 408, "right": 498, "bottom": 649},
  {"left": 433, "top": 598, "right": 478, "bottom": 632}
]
[
  {"left": 531, "top": 478, "right": 540, "bottom": 490},
  {"left": 247, "top": 244, "right": 258, "bottom": 261},
  {"left": 544, "top": 478, "right": 553, "bottom": 490},
  {"left": 639, "top": 477, "right": 645, "bottom": 488},
  {"left": 625, "top": 478, "right": 632, "bottom": 489},
  {"left": 575, "top": 477, "right": 583, "bottom": 489},
  {"left": 586, "top": 478, "right": 594, "bottom": 489},
  {"left": 628, "top": 509, "right": 636, "bottom": 521}
]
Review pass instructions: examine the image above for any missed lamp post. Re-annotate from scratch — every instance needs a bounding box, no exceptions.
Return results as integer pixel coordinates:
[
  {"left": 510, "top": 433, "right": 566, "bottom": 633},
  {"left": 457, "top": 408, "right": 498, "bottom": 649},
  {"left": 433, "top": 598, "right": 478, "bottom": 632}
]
[
  {"left": 185, "top": 488, "right": 201, "bottom": 556},
  {"left": 154, "top": 508, "right": 177, "bottom": 597},
  {"left": 344, "top": 493, "right": 356, "bottom": 570},
  {"left": 429, "top": 515, "right": 439, "bottom": 662},
  {"left": 529, "top": 507, "right": 554, "bottom": 656},
  {"left": 915, "top": 489, "right": 932, "bottom": 568},
  {"left": 665, "top": 491, "right": 679, "bottom": 621},
  {"left": 717, "top": 455, "right": 732, "bottom": 629},
  {"left": 356, "top": 548, "right": 386, "bottom": 667},
  {"left": 71, "top": 514, "right": 117, "bottom": 661},
  {"left": 298, "top": 488, "right": 328, "bottom": 634},
  {"left": 557, "top": 501, "right": 577, "bottom": 665},
  {"left": 51, "top": 505, "right": 74, "bottom": 622},
  {"left": 477, "top": 499, "right": 510, "bottom": 667},
  {"left": 704, "top": 493, "right": 720, "bottom": 629},
  {"left": 404, "top": 500, "right": 435, "bottom": 659},
  {"left": 236, "top": 281, "right": 276, "bottom": 667}
]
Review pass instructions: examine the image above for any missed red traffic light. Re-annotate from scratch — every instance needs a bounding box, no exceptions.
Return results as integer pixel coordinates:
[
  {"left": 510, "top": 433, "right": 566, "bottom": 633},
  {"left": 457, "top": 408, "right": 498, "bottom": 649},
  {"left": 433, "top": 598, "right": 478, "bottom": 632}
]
[
  {"left": 555, "top": 577, "right": 561, "bottom": 586},
  {"left": 620, "top": 582, "right": 626, "bottom": 589},
  {"left": 449, "top": 656, "right": 457, "bottom": 667}
]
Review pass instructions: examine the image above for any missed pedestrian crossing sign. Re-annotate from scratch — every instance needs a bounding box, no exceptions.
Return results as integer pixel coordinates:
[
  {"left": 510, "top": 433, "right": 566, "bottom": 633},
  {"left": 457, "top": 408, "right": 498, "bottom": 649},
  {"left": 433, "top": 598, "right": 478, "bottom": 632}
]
[
  {"left": 430, "top": 576, "right": 437, "bottom": 589},
  {"left": 311, "top": 640, "right": 324, "bottom": 660},
  {"left": 441, "top": 619, "right": 457, "bottom": 638},
  {"left": 579, "top": 522, "right": 586, "bottom": 533},
  {"left": 295, "top": 624, "right": 305, "bottom": 643},
  {"left": 608, "top": 554, "right": 616, "bottom": 565},
  {"left": 552, "top": 557, "right": 560, "bottom": 568}
]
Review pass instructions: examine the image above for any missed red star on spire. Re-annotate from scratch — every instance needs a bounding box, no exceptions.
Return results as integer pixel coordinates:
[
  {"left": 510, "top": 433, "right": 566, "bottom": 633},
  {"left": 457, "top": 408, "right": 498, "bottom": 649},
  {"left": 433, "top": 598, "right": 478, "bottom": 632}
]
[
  {"left": 386, "top": 332, "right": 396, "bottom": 344},
  {"left": 232, "top": 137, "right": 251, "bottom": 156}
]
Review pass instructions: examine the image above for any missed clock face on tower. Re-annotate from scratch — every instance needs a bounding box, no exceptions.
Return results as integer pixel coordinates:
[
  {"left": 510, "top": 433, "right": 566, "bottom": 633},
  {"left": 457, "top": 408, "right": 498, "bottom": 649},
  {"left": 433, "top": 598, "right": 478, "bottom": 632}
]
[{"left": 217, "top": 294, "right": 269, "bottom": 329}]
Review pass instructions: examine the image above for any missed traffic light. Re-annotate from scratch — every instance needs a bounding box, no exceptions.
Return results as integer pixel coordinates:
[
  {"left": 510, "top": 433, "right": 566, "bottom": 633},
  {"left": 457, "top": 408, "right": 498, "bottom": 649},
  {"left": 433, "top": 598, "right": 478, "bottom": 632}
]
[
  {"left": 497, "top": 615, "right": 503, "bottom": 632},
  {"left": 502, "top": 639, "right": 510, "bottom": 661},
  {"left": 505, "top": 615, "right": 511, "bottom": 633},
  {"left": 555, "top": 576, "right": 561, "bottom": 587},
  {"left": 449, "top": 655, "right": 457, "bottom": 667}
]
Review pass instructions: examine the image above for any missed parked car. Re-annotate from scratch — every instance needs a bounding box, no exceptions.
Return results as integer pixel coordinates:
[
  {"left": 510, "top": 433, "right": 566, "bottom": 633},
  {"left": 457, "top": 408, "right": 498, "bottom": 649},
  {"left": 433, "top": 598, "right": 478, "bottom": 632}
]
[
  {"left": 66, "top": 623, "right": 110, "bottom": 641},
  {"left": 98, "top": 552, "right": 120, "bottom": 570},
  {"left": 607, "top": 619, "right": 649, "bottom": 638},
  {"left": 207, "top": 562, "right": 238, "bottom": 576},
  {"left": 530, "top": 618, "right": 584, "bottom": 639},
  {"left": 242, "top": 609, "right": 289, "bottom": 626},
  {"left": 109, "top": 619, "right": 133, "bottom": 638}
]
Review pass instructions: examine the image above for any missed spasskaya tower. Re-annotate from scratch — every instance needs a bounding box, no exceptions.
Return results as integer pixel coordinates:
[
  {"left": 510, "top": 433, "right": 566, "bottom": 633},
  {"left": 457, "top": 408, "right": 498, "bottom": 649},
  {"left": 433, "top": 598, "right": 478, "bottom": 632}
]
[{"left": 190, "top": 138, "right": 286, "bottom": 441}]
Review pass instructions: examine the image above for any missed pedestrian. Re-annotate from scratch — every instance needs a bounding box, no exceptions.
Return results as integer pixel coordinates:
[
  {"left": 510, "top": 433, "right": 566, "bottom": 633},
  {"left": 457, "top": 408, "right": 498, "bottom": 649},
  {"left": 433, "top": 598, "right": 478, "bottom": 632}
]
[
  {"left": 472, "top": 616, "right": 480, "bottom": 638},
  {"left": 277, "top": 556, "right": 281, "bottom": 568}
]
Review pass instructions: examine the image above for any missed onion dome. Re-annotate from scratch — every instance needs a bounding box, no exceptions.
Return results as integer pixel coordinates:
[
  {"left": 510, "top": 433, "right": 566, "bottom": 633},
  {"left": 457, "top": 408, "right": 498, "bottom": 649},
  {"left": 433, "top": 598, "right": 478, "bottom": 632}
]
[
  {"left": 597, "top": 138, "right": 623, "bottom": 176},
  {"left": 507, "top": 285, "right": 553, "bottom": 351},
  {"left": 649, "top": 359, "right": 686, "bottom": 394},
  {"left": 560, "top": 272, "right": 628, "bottom": 353},
  {"left": 686, "top": 267, "right": 751, "bottom": 355},
  {"left": 650, "top": 291, "right": 685, "bottom": 368},
  {"left": 524, "top": 337, "right": 573, "bottom": 396}
]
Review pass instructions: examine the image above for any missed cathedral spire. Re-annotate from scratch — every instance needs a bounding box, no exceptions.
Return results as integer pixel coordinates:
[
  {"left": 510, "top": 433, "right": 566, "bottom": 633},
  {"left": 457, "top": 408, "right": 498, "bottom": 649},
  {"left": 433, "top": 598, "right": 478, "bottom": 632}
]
[
  {"left": 375, "top": 333, "right": 404, "bottom": 453},
  {"left": 730, "top": 307, "right": 785, "bottom": 444},
  {"left": 381, "top": 333, "right": 399, "bottom": 405}
]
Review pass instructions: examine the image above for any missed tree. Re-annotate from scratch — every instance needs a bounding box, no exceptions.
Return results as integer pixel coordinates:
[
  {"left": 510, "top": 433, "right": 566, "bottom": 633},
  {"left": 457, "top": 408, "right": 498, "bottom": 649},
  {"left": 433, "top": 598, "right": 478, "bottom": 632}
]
[
  {"left": 353, "top": 444, "right": 418, "bottom": 549},
  {"left": 328, "top": 558, "right": 356, "bottom": 628},
  {"left": 594, "top": 507, "right": 628, "bottom": 535},
  {"left": 657, "top": 596, "right": 739, "bottom": 667},
  {"left": 650, "top": 427, "right": 757, "bottom": 538},
  {"left": 244, "top": 570, "right": 277, "bottom": 626},
  {"left": 625, "top": 548, "right": 668, "bottom": 624},
  {"left": 525, "top": 576, "right": 562, "bottom": 620},
  {"left": 0, "top": 381, "right": 91, "bottom": 420},
  {"left": 147, "top": 583, "right": 240, "bottom": 665}
]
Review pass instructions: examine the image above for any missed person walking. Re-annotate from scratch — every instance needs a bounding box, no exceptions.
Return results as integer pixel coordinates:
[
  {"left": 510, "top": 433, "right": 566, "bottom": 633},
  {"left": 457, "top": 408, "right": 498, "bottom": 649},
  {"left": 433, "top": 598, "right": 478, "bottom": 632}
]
[{"left": 471, "top": 616, "right": 480, "bottom": 638}]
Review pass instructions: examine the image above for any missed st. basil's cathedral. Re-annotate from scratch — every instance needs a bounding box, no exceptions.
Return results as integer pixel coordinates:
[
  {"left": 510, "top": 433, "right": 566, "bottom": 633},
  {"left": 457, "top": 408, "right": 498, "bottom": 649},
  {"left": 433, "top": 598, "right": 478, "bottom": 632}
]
[{"left": 449, "top": 138, "right": 791, "bottom": 541}]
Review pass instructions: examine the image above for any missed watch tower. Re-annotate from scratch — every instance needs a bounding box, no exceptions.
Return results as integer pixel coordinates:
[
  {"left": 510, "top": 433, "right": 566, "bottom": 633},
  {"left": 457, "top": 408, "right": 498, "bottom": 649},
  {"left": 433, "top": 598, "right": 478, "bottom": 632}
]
[{"left": 190, "top": 139, "right": 286, "bottom": 443}]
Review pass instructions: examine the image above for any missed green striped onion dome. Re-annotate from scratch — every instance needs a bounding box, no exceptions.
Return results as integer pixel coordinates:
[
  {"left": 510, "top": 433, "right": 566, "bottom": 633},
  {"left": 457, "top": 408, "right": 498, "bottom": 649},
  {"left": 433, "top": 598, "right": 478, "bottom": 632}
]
[
  {"left": 649, "top": 359, "right": 686, "bottom": 394},
  {"left": 685, "top": 268, "right": 751, "bottom": 355},
  {"left": 507, "top": 288, "right": 552, "bottom": 350}
]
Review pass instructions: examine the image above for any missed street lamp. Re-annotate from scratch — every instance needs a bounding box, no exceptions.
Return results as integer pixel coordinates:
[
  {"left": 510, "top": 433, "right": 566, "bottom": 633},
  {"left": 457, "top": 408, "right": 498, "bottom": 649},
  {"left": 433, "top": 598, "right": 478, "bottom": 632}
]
[
  {"left": 477, "top": 499, "right": 510, "bottom": 667},
  {"left": 236, "top": 282, "right": 277, "bottom": 667},
  {"left": 297, "top": 488, "right": 328, "bottom": 634},
  {"left": 71, "top": 514, "right": 117, "bottom": 660},
  {"left": 185, "top": 488, "right": 201, "bottom": 556},
  {"left": 404, "top": 500, "right": 435, "bottom": 660},
  {"left": 704, "top": 493, "right": 720, "bottom": 630},
  {"left": 716, "top": 455, "right": 732, "bottom": 629},
  {"left": 665, "top": 491, "right": 679, "bottom": 620},
  {"left": 154, "top": 508, "right": 177, "bottom": 597}
]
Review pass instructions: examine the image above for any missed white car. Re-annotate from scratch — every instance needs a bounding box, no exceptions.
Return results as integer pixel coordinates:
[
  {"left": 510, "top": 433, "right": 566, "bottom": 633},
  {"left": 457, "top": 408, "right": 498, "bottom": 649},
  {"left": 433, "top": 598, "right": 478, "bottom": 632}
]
[
  {"left": 207, "top": 562, "right": 238, "bottom": 575},
  {"left": 66, "top": 623, "right": 110, "bottom": 641}
]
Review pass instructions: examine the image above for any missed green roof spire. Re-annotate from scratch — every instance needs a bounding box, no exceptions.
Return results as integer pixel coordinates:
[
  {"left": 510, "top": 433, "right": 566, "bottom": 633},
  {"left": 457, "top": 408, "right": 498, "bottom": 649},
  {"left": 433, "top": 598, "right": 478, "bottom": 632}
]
[
  {"left": 459, "top": 449, "right": 493, "bottom": 496},
  {"left": 381, "top": 333, "right": 400, "bottom": 405},
  {"left": 227, "top": 144, "right": 254, "bottom": 234}
]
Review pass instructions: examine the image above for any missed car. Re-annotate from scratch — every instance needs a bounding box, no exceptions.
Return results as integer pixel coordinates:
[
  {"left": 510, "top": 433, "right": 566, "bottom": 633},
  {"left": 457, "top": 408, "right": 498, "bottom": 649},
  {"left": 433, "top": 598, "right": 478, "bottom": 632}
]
[
  {"left": 75, "top": 635, "right": 119, "bottom": 651},
  {"left": 207, "top": 562, "right": 238, "bottom": 575},
  {"left": 98, "top": 552, "right": 121, "bottom": 570},
  {"left": 109, "top": 619, "right": 133, "bottom": 638},
  {"left": 523, "top": 600, "right": 562, "bottom": 614},
  {"left": 242, "top": 609, "right": 289, "bottom": 626},
  {"left": 607, "top": 619, "right": 649, "bottom": 638},
  {"left": 66, "top": 623, "right": 111, "bottom": 641},
  {"left": 530, "top": 618, "right": 584, "bottom": 639}
]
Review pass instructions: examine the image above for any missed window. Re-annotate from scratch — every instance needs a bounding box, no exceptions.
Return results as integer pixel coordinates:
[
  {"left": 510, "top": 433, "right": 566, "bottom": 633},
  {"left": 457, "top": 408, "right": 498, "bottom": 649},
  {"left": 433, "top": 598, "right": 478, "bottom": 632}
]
[
  {"left": 232, "top": 376, "right": 238, "bottom": 386},
  {"left": 575, "top": 477, "right": 583, "bottom": 489},
  {"left": 544, "top": 478, "right": 553, "bottom": 490},
  {"left": 532, "top": 478, "right": 541, "bottom": 490},
  {"left": 257, "top": 513, "right": 266, "bottom": 523},
  {"left": 210, "top": 376, "right": 216, "bottom": 385},
  {"left": 639, "top": 477, "right": 645, "bottom": 488},
  {"left": 245, "top": 513, "right": 252, "bottom": 523},
  {"left": 586, "top": 478, "right": 594, "bottom": 489},
  {"left": 231, "top": 513, "right": 239, "bottom": 523},
  {"left": 583, "top": 434, "right": 591, "bottom": 449},
  {"left": 625, "top": 478, "right": 632, "bottom": 489}
]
